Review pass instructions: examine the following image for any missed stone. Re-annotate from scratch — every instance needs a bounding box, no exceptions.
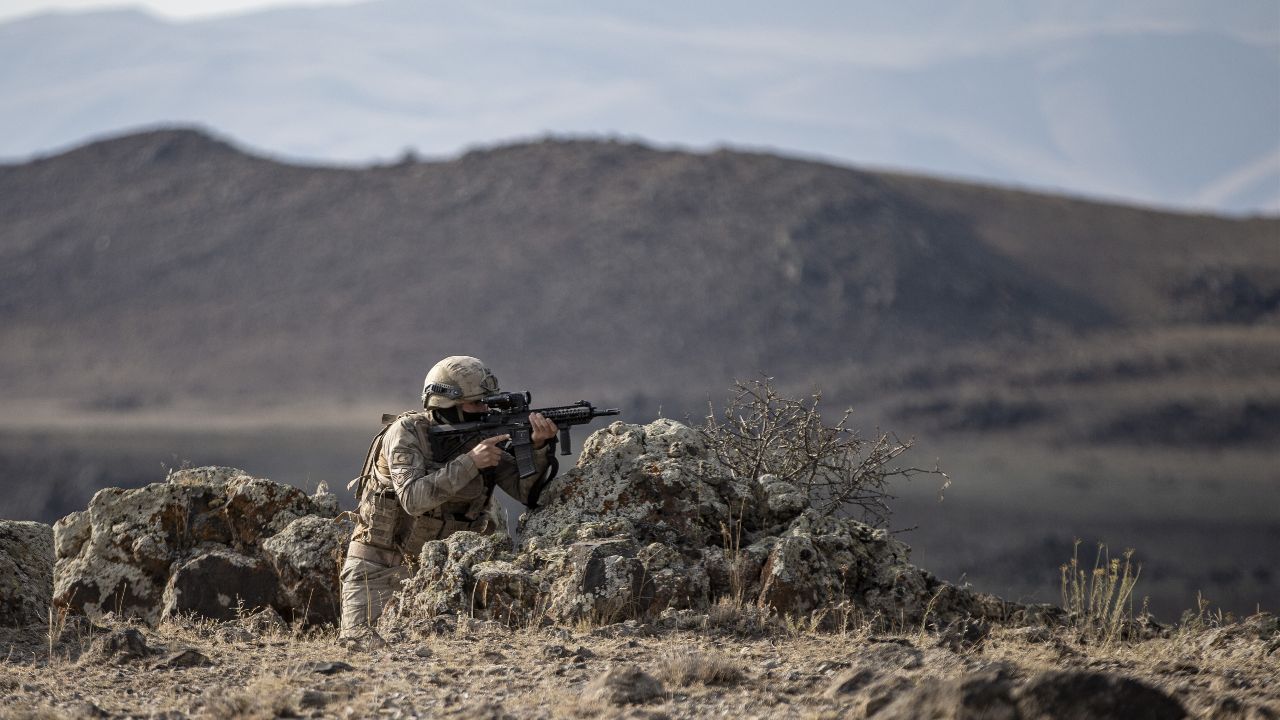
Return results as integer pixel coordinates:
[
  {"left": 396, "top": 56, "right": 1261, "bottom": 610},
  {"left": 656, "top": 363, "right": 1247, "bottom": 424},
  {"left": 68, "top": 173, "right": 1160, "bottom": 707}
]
[
  {"left": 152, "top": 648, "right": 213, "bottom": 669},
  {"left": 262, "top": 514, "right": 351, "bottom": 625},
  {"left": 53, "top": 511, "right": 90, "bottom": 559},
  {"left": 305, "top": 660, "right": 354, "bottom": 675},
  {"left": 161, "top": 550, "right": 278, "bottom": 622},
  {"left": 825, "top": 668, "right": 879, "bottom": 697},
  {"left": 1015, "top": 670, "right": 1188, "bottom": 719},
  {"left": 0, "top": 520, "right": 54, "bottom": 627},
  {"left": 938, "top": 617, "right": 993, "bottom": 653},
  {"left": 855, "top": 641, "right": 924, "bottom": 671},
  {"left": 389, "top": 420, "right": 1014, "bottom": 628},
  {"left": 82, "top": 627, "right": 154, "bottom": 664},
  {"left": 53, "top": 467, "right": 346, "bottom": 625},
  {"left": 875, "top": 671, "right": 1019, "bottom": 720},
  {"left": 583, "top": 665, "right": 666, "bottom": 706}
]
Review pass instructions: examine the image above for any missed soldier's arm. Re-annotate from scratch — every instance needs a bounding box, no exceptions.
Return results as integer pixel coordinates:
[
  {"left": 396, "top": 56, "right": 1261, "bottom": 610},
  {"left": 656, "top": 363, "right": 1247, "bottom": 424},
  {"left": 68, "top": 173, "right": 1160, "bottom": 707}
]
[{"left": 385, "top": 419, "right": 482, "bottom": 516}]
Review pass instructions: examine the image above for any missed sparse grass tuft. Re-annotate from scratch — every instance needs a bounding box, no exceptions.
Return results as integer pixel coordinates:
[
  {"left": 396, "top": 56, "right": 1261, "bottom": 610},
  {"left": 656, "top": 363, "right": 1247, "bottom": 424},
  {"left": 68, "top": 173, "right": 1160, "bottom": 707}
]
[
  {"left": 656, "top": 650, "right": 746, "bottom": 687},
  {"left": 1060, "top": 540, "right": 1143, "bottom": 646}
]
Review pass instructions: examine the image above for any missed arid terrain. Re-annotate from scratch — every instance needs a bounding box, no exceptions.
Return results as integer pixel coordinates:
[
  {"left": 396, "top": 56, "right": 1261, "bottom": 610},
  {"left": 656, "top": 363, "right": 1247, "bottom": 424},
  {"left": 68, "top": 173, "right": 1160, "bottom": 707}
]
[{"left": 1, "top": 606, "right": 1278, "bottom": 719}]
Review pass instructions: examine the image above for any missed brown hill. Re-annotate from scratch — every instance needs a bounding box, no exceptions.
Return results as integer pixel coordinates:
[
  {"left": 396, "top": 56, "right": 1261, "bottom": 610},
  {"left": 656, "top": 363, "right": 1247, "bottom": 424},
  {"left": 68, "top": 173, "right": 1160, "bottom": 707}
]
[{"left": 6, "top": 127, "right": 1274, "bottom": 414}]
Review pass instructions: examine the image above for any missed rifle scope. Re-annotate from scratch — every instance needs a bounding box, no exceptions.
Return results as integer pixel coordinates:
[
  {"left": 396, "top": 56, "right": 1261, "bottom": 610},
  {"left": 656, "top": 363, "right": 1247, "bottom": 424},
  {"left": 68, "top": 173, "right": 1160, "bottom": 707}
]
[{"left": 481, "top": 391, "right": 531, "bottom": 412}]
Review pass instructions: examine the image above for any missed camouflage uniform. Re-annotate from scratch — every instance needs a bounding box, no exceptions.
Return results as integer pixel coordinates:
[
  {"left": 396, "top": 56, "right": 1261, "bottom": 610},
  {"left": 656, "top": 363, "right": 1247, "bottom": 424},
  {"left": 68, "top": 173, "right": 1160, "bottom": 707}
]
[{"left": 339, "top": 409, "right": 551, "bottom": 639}]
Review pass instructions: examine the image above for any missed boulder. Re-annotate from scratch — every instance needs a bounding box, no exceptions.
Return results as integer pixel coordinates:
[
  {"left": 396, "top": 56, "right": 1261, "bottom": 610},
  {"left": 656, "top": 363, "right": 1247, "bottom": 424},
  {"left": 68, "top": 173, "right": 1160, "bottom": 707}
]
[
  {"left": 391, "top": 420, "right": 1014, "bottom": 627},
  {"left": 1016, "top": 671, "right": 1187, "bottom": 720},
  {"left": 53, "top": 466, "right": 343, "bottom": 625},
  {"left": 0, "top": 520, "right": 54, "bottom": 627},
  {"left": 875, "top": 671, "right": 1020, "bottom": 720},
  {"left": 262, "top": 514, "right": 352, "bottom": 625},
  {"left": 161, "top": 549, "right": 278, "bottom": 621},
  {"left": 875, "top": 669, "right": 1188, "bottom": 720}
]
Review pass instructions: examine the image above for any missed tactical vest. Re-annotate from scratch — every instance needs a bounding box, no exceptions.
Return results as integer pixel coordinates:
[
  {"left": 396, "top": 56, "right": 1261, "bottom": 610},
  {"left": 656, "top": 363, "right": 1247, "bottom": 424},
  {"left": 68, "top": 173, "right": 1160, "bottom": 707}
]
[{"left": 346, "top": 411, "right": 493, "bottom": 566}]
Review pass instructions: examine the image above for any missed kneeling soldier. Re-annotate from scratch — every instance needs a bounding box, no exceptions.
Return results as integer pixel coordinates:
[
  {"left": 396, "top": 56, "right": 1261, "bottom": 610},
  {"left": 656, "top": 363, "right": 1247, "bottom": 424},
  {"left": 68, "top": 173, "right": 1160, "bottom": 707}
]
[{"left": 339, "top": 356, "right": 557, "bottom": 646}]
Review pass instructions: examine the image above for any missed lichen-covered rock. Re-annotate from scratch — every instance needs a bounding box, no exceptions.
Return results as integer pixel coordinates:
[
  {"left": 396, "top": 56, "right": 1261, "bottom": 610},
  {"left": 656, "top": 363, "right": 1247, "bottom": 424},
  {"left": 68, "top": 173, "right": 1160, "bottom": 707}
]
[
  {"left": 0, "top": 520, "right": 54, "bottom": 627},
  {"left": 262, "top": 515, "right": 353, "bottom": 625},
  {"left": 161, "top": 549, "right": 278, "bottom": 621},
  {"left": 391, "top": 420, "right": 1015, "bottom": 628},
  {"left": 53, "top": 466, "right": 345, "bottom": 625},
  {"left": 53, "top": 511, "right": 90, "bottom": 559}
]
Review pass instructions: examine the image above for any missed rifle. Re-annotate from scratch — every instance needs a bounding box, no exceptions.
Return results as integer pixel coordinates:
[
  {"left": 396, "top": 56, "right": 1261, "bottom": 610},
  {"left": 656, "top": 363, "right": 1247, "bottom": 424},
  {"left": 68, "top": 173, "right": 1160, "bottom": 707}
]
[{"left": 426, "top": 392, "right": 620, "bottom": 479}]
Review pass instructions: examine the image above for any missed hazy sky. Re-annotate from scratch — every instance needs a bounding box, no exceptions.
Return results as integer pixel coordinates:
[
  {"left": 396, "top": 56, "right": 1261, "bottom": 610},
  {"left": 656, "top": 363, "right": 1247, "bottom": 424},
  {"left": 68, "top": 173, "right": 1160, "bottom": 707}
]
[
  {"left": 0, "top": 0, "right": 361, "bottom": 21},
  {"left": 2, "top": 0, "right": 1277, "bottom": 212}
]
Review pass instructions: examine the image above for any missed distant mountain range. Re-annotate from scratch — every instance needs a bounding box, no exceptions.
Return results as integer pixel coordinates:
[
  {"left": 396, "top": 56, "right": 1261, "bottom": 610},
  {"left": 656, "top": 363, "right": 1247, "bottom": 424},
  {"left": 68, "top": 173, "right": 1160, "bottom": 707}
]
[
  {"left": 0, "top": 0, "right": 1276, "bottom": 213},
  {"left": 1, "top": 127, "right": 1276, "bottom": 418}
]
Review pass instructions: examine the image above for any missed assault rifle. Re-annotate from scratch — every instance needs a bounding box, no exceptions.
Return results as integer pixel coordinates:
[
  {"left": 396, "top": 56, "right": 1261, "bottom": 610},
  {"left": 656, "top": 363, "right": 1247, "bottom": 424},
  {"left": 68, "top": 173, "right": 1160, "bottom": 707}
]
[{"left": 426, "top": 392, "right": 620, "bottom": 479}]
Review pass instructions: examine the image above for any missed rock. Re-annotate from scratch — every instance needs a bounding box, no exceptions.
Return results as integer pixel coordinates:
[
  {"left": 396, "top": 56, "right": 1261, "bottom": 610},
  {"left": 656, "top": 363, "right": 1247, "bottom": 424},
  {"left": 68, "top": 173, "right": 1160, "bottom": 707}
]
[
  {"left": 858, "top": 676, "right": 918, "bottom": 717},
  {"left": 161, "top": 550, "right": 278, "bottom": 622},
  {"left": 938, "top": 617, "right": 992, "bottom": 653},
  {"left": 262, "top": 515, "right": 351, "bottom": 625},
  {"left": 152, "top": 648, "right": 213, "bottom": 669},
  {"left": 216, "top": 606, "right": 287, "bottom": 642},
  {"left": 69, "top": 700, "right": 111, "bottom": 718},
  {"left": 305, "top": 660, "right": 354, "bottom": 675},
  {"left": 551, "top": 538, "right": 654, "bottom": 622},
  {"left": 855, "top": 641, "right": 924, "bottom": 671},
  {"left": 825, "top": 668, "right": 879, "bottom": 697},
  {"left": 389, "top": 420, "right": 1013, "bottom": 627},
  {"left": 0, "top": 520, "right": 54, "bottom": 627},
  {"left": 1016, "top": 670, "right": 1188, "bottom": 719},
  {"left": 53, "top": 511, "right": 90, "bottom": 559},
  {"left": 82, "top": 627, "right": 155, "bottom": 664},
  {"left": 583, "top": 665, "right": 666, "bottom": 706},
  {"left": 875, "top": 671, "right": 1018, "bottom": 720},
  {"left": 53, "top": 467, "right": 344, "bottom": 625}
]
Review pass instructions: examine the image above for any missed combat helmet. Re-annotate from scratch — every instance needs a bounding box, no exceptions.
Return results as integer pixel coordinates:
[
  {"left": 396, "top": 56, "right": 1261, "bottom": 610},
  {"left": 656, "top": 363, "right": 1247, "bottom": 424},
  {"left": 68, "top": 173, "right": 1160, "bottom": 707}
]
[{"left": 421, "top": 356, "right": 500, "bottom": 408}]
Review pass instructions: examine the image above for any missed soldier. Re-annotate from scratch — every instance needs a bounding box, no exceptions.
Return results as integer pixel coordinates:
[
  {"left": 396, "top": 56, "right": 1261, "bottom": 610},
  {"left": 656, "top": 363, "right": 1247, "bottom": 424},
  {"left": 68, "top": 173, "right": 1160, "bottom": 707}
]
[{"left": 339, "top": 356, "right": 558, "bottom": 646}]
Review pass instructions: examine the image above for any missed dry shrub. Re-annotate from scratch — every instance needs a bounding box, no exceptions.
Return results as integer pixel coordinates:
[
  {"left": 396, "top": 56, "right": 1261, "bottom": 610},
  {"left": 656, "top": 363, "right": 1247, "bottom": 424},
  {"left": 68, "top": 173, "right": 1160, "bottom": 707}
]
[
  {"left": 656, "top": 650, "right": 746, "bottom": 687},
  {"left": 700, "top": 377, "right": 947, "bottom": 525},
  {"left": 1061, "top": 540, "right": 1144, "bottom": 646}
]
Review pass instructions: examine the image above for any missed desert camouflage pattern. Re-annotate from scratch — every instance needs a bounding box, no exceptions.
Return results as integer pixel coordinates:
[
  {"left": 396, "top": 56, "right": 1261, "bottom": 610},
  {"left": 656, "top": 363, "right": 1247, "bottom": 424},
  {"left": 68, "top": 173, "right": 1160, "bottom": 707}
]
[
  {"left": 340, "top": 409, "right": 550, "bottom": 638},
  {"left": 422, "top": 355, "right": 500, "bottom": 408}
]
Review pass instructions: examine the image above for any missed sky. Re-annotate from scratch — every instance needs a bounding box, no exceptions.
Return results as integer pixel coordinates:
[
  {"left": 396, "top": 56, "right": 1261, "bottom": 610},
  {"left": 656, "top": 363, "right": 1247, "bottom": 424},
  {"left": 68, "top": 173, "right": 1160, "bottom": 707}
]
[
  {"left": 0, "top": 0, "right": 361, "bottom": 21},
  {"left": 1, "top": 0, "right": 1277, "bottom": 213}
]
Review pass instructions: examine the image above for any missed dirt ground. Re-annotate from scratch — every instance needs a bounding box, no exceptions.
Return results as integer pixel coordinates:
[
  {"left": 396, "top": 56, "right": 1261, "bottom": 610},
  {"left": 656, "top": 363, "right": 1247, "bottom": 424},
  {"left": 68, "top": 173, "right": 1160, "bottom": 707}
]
[{"left": 1, "top": 608, "right": 1277, "bottom": 720}]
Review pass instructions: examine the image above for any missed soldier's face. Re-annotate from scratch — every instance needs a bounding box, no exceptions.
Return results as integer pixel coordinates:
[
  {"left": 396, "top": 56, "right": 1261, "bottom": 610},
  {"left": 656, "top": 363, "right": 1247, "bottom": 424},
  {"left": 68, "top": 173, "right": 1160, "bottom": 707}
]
[{"left": 459, "top": 401, "right": 489, "bottom": 414}]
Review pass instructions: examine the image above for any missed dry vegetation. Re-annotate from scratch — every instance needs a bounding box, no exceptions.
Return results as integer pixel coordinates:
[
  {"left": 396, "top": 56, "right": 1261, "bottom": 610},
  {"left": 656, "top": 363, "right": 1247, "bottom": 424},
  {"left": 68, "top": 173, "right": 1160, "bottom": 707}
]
[{"left": 1, "top": 599, "right": 1277, "bottom": 719}]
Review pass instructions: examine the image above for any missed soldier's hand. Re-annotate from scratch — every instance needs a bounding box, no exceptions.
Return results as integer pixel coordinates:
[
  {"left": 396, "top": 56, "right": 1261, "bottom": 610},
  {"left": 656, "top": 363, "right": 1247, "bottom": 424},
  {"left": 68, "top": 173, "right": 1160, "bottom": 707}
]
[
  {"left": 530, "top": 413, "right": 559, "bottom": 449},
  {"left": 468, "top": 434, "right": 509, "bottom": 469}
]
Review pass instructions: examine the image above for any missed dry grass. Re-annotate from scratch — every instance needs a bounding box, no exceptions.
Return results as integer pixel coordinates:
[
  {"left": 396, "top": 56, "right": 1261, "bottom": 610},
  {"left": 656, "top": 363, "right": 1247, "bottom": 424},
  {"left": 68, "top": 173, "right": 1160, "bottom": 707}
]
[
  {"left": 1061, "top": 540, "right": 1144, "bottom": 646},
  {"left": 656, "top": 651, "right": 745, "bottom": 687},
  {"left": 0, "top": 607, "right": 1277, "bottom": 720}
]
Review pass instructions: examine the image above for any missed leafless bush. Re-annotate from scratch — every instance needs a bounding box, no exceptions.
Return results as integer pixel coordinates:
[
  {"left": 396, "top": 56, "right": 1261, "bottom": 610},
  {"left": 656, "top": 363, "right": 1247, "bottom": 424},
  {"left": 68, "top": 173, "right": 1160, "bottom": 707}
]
[{"left": 699, "top": 377, "right": 948, "bottom": 526}]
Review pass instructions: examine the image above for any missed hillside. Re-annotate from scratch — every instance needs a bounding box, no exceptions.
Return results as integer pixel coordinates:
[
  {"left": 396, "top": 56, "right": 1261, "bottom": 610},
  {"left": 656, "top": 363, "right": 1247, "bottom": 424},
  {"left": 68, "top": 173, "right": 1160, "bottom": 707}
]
[
  {"left": 2, "top": 128, "right": 1275, "bottom": 412},
  {"left": 1, "top": 127, "right": 1278, "bottom": 618}
]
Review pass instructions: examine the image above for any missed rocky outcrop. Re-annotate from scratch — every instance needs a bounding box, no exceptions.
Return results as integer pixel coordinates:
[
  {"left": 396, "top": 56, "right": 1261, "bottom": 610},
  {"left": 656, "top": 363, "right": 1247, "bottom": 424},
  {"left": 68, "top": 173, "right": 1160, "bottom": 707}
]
[
  {"left": 53, "top": 467, "right": 349, "bottom": 626},
  {"left": 874, "top": 669, "right": 1188, "bottom": 720},
  {"left": 391, "top": 420, "right": 1019, "bottom": 628},
  {"left": 0, "top": 520, "right": 54, "bottom": 627}
]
